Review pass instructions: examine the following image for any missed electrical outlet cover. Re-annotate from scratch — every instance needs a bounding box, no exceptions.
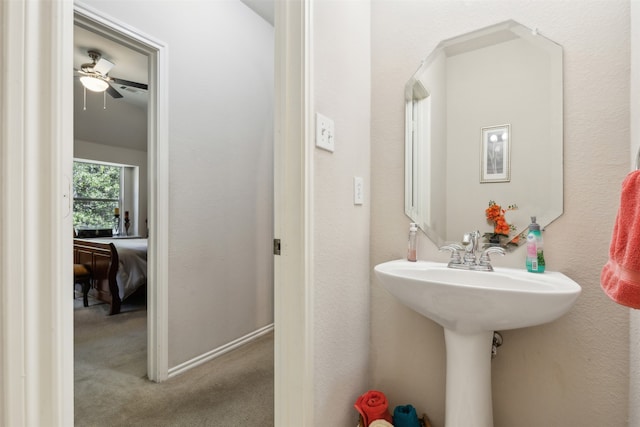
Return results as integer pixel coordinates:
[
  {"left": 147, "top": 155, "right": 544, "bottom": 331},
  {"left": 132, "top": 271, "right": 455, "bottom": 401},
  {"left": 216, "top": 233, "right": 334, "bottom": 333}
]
[
  {"left": 315, "top": 112, "right": 335, "bottom": 152},
  {"left": 354, "top": 176, "right": 364, "bottom": 205}
]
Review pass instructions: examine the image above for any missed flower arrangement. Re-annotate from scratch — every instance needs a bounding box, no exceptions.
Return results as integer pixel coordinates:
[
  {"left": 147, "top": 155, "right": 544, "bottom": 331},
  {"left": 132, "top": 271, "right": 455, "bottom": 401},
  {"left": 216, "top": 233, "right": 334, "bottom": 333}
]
[{"left": 484, "top": 200, "right": 518, "bottom": 246}]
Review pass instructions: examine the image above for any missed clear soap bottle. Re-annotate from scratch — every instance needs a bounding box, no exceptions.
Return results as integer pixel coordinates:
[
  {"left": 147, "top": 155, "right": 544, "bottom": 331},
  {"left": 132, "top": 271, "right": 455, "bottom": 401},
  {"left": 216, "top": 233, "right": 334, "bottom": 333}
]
[
  {"left": 407, "top": 223, "right": 418, "bottom": 262},
  {"left": 525, "top": 216, "right": 545, "bottom": 273}
]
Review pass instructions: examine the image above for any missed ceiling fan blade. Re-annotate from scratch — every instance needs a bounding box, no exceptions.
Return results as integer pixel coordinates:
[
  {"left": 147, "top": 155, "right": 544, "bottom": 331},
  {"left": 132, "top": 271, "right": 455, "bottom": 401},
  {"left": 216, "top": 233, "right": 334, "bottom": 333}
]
[
  {"left": 106, "top": 84, "right": 123, "bottom": 99},
  {"left": 94, "top": 57, "right": 115, "bottom": 75},
  {"left": 110, "top": 77, "right": 148, "bottom": 91}
]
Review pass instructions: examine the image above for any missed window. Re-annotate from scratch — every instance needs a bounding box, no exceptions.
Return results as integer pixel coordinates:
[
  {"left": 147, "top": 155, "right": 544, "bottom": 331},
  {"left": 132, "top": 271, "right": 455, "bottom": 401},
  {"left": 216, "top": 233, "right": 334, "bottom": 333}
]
[{"left": 73, "top": 160, "right": 122, "bottom": 230}]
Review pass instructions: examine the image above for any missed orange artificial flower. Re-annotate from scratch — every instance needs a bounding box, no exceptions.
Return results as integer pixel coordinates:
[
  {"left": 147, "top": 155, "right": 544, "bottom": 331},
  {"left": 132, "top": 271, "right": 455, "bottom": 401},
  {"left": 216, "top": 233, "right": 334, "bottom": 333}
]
[{"left": 485, "top": 200, "right": 517, "bottom": 236}]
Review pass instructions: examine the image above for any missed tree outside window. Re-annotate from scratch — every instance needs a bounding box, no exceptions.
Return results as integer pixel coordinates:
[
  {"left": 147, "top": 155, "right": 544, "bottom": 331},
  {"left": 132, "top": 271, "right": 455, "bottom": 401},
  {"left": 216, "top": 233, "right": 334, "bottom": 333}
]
[{"left": 73, "top": 161, "right": 122, "bottom": 229}]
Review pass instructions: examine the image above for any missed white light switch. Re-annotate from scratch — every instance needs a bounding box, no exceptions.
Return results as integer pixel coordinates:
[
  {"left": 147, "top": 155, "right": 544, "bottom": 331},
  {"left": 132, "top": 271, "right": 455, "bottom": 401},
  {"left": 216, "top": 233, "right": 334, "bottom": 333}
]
[
  {"left": 315, "top": 112, "right": 335, "bottom": 152},
  {"left": 354, "top": 176, "right": 364, "bottom": 205}
]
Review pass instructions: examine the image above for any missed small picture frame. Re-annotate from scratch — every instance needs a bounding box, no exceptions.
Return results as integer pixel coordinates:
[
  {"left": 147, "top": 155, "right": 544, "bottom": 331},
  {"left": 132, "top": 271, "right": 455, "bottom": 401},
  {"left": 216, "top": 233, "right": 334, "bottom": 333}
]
[{"left": 480, "top": 124, "right": 511, "bottom": 183}]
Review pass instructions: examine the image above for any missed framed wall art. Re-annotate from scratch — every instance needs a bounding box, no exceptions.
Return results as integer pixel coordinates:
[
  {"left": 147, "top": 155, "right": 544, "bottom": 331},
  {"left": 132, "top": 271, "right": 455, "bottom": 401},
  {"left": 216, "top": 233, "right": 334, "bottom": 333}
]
[{"left": 480, "top": 124, "right": 511, "bottom": 183}]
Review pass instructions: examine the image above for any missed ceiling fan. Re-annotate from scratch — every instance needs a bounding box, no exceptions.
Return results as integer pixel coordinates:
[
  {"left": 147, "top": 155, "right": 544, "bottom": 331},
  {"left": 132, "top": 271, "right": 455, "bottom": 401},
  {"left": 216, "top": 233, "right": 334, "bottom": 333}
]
[{"left": 76, "top": 50, "right": 148, "bottom": 99}]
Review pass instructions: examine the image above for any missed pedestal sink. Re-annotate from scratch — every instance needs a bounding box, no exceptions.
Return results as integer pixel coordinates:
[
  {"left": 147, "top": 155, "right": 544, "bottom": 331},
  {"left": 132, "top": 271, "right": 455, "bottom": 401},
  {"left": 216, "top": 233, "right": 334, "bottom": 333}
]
[{"left": 374, "top": 259, "right": 581, "bottom": 427}]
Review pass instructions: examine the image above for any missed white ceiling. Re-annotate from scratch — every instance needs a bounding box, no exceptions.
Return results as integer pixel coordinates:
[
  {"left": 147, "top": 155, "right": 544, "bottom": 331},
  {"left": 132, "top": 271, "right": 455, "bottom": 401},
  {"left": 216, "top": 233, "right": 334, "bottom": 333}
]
[
  {"left": 240, "top": 0, "right": 274, "bottom": 25},
  {"left": 73, "top": 1, "right": 273, "bottom": 152},
  {"left": 73, "top": 25, "right": 149, "bottom": 151},
  {"left": 74, "top": 25, "right": 149, "bottom": 108}
]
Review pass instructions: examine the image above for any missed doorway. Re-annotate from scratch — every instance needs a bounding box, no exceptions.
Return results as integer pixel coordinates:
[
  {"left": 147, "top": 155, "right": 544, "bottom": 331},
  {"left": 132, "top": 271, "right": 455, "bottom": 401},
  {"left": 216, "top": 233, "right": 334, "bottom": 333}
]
[
  {"left": 73, "top": 4, "right": 169, "bottom": 382},
  {"left": 1, "top": 1, "right": 300, "bottom": 424}
]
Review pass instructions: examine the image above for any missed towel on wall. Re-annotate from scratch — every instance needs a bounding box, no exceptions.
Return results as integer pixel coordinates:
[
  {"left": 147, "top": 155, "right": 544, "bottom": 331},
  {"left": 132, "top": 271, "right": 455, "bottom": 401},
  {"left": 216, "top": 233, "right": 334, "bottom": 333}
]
[
  {"left": 393, "top": 404, "right": 421, "bottom": 427},
  {"left": 354, "top": 390, "right": 393, "bottom": 426},
  {"left": 601, "top": 170, "right": 640, "bottom": 309}
]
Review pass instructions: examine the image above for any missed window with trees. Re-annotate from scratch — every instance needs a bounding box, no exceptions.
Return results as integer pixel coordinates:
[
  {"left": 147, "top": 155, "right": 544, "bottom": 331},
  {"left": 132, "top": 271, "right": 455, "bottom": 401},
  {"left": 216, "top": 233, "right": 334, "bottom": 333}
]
[{"left": 73, "top": 160, "right": 122, "bottom": 230}]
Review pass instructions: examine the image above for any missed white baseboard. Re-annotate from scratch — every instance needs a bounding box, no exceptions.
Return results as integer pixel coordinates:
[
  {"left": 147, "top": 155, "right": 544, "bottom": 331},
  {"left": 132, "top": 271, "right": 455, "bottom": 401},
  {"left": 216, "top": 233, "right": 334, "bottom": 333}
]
[{"left": 168, "top": 323, "right": 274, "bottom": 378}]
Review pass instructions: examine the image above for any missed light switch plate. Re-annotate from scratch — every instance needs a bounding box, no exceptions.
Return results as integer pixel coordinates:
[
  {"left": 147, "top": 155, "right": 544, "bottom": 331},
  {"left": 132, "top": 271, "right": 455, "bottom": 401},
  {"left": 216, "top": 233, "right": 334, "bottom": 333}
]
[
  {"left": 354, "top": 176, "right": 364, "bottom": 205},
  {"left": 315, "top": 112, "right": 335, "bottom": 152}
]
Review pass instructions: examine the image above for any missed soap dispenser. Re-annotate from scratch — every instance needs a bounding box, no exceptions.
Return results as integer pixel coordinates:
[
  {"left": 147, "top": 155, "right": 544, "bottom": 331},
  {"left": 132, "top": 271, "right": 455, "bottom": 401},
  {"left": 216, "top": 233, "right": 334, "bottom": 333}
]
[
  {"left": 407, "top": 223, "right": 418, "bottom": 262},
  {"left": 526, "top": 216, "right": 545, "bottom": 273}
]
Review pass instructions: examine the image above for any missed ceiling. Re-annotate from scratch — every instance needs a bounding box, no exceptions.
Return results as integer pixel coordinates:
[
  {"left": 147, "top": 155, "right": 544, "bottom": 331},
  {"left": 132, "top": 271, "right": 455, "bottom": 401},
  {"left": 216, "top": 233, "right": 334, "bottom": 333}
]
[
  {"left": 73, "top": 0, "right": 273, "bottom": 101},
  {"left": 73, "top": 25, "right": 149, "bottom": 151},
  {"left": 73, "top": 1, "right": 273, "bottom": 152},
  {"left": 240, "top": 0, "right": 274, "bottom": 25},
  {"left": 74, "top": 25, "right": 149, "bottom": 109}
]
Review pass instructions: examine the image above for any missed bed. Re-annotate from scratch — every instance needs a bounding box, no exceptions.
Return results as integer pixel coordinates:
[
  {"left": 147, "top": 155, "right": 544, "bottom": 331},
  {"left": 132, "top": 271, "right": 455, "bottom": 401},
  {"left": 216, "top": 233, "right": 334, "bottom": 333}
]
[{"left": 73, "top": 237, "right": 148, "bottom": 315}]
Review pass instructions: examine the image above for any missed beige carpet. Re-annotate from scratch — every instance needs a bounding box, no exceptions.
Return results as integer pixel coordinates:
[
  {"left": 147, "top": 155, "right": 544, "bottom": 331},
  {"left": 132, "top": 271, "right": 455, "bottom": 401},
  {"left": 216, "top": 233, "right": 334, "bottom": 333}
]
[{"left": 74, "top": 292, "right": 274, "bottom": 426}]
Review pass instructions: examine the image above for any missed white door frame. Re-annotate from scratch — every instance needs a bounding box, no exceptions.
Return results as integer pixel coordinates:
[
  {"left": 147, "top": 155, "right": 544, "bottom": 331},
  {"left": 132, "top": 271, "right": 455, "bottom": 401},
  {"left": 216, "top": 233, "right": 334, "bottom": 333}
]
[
  {"left": 0, "top": 0, "right": 310, "bottom": 424},
  {"left": 1, "top": 0, "right": 75, "bottom": 424},
  {"left": 273, "top": 0, "right": 315, "bottom": 424},
  {"left": 73, "top": 1, "right": 170, "bottom": 384}
]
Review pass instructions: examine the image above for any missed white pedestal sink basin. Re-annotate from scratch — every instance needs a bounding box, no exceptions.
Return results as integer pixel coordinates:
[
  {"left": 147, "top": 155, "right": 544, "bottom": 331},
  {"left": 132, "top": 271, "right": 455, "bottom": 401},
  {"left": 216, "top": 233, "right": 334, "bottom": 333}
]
[{"left": 374, "top": 259, "right": 581, "bottom": 427}]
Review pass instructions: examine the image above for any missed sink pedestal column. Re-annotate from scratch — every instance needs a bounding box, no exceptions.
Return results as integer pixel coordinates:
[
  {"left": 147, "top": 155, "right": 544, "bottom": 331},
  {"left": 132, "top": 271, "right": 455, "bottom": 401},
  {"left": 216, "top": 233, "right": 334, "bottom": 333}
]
[{"left": 444, "top": 329, "right": 494, "bottom": 427}]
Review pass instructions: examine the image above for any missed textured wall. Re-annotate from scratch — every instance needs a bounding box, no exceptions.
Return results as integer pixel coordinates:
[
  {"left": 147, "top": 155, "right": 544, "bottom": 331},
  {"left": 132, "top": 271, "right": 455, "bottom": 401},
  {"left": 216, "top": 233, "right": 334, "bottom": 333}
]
[
  {"left": 371, "top": 1, "right": 630, "bottom": 426},
  {"left": 312, "top": 0, "right": 371, "bottom": 425}
]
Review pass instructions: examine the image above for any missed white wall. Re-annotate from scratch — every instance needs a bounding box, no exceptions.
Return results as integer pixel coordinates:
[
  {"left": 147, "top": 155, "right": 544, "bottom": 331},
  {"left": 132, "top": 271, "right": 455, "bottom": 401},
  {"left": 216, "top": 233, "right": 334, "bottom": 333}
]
[
  {"left": 74, "top": 139, "right": 148, "bottom": 236},
  {"left": 81, "top": 0, "right": 274, "bottom": 368},
  {"left": 371, "top": 1, "right": 630, "bottom": 426},
  {"left": 73, "top": 79, "right": 147, "bottom": 151},
  {"left": 312, "top": 0, "right": 371, "bottom": 424}
]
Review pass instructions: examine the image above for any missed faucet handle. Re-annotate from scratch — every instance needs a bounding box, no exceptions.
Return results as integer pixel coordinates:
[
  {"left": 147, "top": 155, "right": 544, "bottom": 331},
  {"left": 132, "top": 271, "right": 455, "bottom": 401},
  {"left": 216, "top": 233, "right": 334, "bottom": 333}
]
[
  {"left": 440, "top": 243, "right": 463, "bottom": 252},
  {"left": 439, "top": 244, "right": 463, "bottom": 265},
  {"left": 479, "top": 246, "right": 506, "bottom": 268}
]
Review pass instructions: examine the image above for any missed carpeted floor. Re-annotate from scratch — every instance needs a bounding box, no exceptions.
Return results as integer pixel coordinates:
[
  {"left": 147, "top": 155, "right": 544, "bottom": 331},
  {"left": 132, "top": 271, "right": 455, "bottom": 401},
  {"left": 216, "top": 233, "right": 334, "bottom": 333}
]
[{"left": 74, "top": 292, "right": 274, "bottom": 426}]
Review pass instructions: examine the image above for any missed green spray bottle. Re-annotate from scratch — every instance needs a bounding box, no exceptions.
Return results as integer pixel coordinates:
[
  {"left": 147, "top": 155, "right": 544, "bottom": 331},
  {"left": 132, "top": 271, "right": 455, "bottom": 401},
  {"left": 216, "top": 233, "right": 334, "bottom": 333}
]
[{"left": 526, "top": 216, "right": 545, "bottom": 273}]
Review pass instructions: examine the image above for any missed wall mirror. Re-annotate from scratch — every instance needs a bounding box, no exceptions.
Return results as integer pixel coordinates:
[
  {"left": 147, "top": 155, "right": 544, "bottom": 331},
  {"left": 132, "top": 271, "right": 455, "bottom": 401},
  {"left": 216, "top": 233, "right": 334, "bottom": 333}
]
[{"left": 405, "top": 20, "right": 563, "bottom": 249}]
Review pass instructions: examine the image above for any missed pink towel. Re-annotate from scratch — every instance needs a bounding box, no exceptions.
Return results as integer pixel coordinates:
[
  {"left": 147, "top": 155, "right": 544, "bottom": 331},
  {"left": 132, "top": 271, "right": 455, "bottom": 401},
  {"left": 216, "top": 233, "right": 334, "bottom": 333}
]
[
  {"left": 354, "top": 390, "right": 393, "bottom": 426},
  {"left": 601, "top": 170, "right": 640, "bottom": 309}
]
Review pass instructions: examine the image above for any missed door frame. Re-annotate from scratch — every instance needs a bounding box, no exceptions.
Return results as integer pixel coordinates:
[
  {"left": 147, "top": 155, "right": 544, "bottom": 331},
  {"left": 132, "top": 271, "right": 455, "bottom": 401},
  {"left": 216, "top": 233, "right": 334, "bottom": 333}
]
[
  {"left": 273, "top": 0, "right": 314, "bottom": 424},
  {"left": 1, "top": 0, "right": 76, "bottom": 424},
  {"left": 0, "top": 0, "right": 311, "bottom": 424},
  {"left": 72, "top": 2, "right": 170, "bottom": 383}
]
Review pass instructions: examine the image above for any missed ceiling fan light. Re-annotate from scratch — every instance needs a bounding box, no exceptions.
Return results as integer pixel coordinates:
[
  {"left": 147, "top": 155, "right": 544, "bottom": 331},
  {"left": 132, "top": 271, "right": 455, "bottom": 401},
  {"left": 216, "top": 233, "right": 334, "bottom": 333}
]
[{"left": 80, "top": 75, "right": 109, "bottom": 92}]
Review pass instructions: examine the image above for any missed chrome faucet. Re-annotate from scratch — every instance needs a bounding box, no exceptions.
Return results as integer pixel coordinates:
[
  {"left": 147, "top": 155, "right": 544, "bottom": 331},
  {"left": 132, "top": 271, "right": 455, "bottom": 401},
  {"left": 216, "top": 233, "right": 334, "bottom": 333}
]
[
  {"left": 462, "top": 230, "right": 480, "bottom": 266},
  {"left": 439, "top": 231, "right": 505, "bottom": 271}
]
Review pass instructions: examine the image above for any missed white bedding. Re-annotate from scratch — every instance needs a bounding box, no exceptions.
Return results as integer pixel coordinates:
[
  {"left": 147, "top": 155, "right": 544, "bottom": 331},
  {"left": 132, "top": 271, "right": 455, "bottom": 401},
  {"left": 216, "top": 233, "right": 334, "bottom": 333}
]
[{"left": 93, "top": 238, "right": 147, "bottom": 300}]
